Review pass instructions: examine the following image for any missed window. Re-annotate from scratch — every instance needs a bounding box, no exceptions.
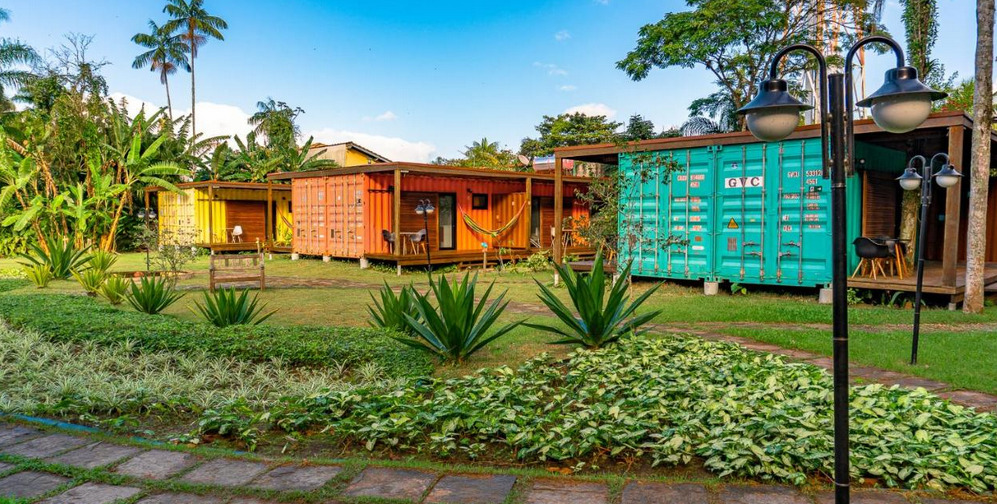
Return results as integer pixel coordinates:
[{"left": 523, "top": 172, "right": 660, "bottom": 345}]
[{"left": 471, "top": 194, "right": 488, "bottom": 210}]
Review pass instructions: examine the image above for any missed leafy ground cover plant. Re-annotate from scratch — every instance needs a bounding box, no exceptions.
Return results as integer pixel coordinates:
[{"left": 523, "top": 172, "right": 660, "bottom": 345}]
[
  {"left": 17, "top": 236, "right": 91, "bottom": 279},
  {"left": 255, "top": 335, "right": 997, "bottom": 493},
  {"left": 527, "top": 252, "right": 661, "bottom": 348},
  {"left": 0, "top": 291, "right": 432, "bottom": 377},
  {"left": 398, "top": 273, "right": 522, "bottom": 364},
  {"left": 367, "top": 282, "right": 418, "bottom": 334},
  {"left": 191, "top": 288, "right": 277, "bottom": 327},
  {"left": 126, "top": 275, "right": 184, "bottom": 314},
  {"left": 98, "top": 276, "right": 129, "bottom": 305}
]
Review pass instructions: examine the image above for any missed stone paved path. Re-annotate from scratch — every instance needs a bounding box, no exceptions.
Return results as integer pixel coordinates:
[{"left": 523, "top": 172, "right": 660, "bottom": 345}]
[{"left": 0, "top": 422, "right": 989, "bottom": 504}]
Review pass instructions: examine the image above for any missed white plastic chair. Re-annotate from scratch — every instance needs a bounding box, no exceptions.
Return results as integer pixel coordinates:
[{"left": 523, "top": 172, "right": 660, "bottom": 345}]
[{"left": 231, "top": 225, "right": 244, "bottom": 243}]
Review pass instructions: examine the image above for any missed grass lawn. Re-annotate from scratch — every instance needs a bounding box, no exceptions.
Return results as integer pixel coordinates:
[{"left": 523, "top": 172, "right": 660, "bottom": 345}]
[{"left": 2, "top": 252, "right": 997, "bottom": 390}]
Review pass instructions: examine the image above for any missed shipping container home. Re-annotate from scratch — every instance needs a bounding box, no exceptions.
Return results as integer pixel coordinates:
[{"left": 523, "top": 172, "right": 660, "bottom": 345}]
[
  {"left": 267, "top": 163, "right": 593, "bottom": 268},
  {"left": 145, "top": 181, "right": 293, "bottom": 253},
  {"left": 555, "top": 112, "right": 997, "bottom": 306}
]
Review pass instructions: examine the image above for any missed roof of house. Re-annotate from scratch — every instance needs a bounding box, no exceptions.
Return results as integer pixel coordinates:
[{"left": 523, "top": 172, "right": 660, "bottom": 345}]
[
  {"left": 309, "top": 141, "right": 392, "bottom": 163},
  {"left": 144, "top": 180, "right": 291, "bottom": 193},
  {"left": 266, "top": 162, "right": 593, "bottom": 184},
  {"left": 553, "top": 111, "right": 991, "bottom": 164}
]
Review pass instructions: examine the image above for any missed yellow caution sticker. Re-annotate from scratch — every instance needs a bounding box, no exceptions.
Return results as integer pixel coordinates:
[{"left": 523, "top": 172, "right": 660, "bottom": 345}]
[{"left": 727, "top": 218, "right": 739, "bottom": 229}]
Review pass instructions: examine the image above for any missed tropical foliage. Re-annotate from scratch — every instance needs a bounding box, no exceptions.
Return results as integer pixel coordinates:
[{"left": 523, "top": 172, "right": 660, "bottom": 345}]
[
  {"left": 98, "top": 276, "right": 130, "bottom": 305},
  {"left": 367, "top": 282, "right": 419, "bottom": 334},
  {"left": 191, "top": 287, "right": 277, "bottom": 327},
  {"left": 395, "top": 273, "right": 522, "bottom": 364},
  {"left": 18, "top": 236, "right": 91, "bottom": 280},
  {"left": 125, "top": 275, "right": 184, "bottom": 314},
  {"left": 519, "top": 112, "right": 622, "bottom": 160},
  {"left": 527, "top": 253, "right": 661, "bottom": 348}
]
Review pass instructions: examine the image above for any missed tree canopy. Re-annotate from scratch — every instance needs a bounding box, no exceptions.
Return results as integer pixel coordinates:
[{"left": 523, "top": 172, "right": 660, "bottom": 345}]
[{"left": 519, "top": 112, "right": 623, "bottom": 159}]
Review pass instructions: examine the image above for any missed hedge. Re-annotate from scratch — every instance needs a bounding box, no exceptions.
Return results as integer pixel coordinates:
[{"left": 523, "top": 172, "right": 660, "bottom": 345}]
[{"left": 0, "top": 292, "right": 433, "bottom": 378}]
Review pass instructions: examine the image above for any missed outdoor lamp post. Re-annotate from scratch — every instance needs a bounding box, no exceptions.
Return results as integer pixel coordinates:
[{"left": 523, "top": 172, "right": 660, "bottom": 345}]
[
  {"left": 137, "top": 208, "right": 157, "bottom": 272},
  {"left": 736, "top": 36, "right": 946, "bottom": 504},
  {"left": 415, "top": 198, "right": 435, "bottom": 276},
  {"left": 897, "top": 153, "right": 962, "bottom": 365}
]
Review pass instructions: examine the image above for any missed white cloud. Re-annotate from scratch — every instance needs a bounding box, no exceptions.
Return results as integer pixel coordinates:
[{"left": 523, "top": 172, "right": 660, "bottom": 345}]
[
  {"left": 554, "top": 30, "right": 571, "bottom": 41},
  {"left": 375, "top": 110, "right": 398, "bottom": 121},
  {"left": 564, "top": 103, "right": 617, "bottom": 119},
  {"left": 307, "top": 128, "right": 436, "bottom": 163},
  {"left": 559, "top": 84, "right": 577, "bottom": 92},
  {"left": 533, "top": 61, "right": 567, "bottom": 76},
  {"left": 110, "top": 92, "right": 253, "bottom": 142}
]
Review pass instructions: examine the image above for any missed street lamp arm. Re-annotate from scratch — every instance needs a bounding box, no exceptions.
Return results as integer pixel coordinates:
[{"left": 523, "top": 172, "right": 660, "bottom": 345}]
[
  {"left": 929, "top": 152, "right": 950, "bottom": 169},
  {"left": 844, "top": 36, "right": 907, "bottom": 175},
  {"left": 767, "top": 44, "right": 830, "bottom": 178}
]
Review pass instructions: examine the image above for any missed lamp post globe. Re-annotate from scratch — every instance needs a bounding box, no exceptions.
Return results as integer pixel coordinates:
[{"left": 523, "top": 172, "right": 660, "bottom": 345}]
[
  {"left": 857, "top": 67, "right": 946, "bottom": 134},
  {"left": 933, "top": 164, "right": 963, "bottom": 188},
  {"left": 738, "top": 79, "right": 812, "bottom": 142},
  {"left": 896, "top": 167, "right": 924, "bottom": 191}
]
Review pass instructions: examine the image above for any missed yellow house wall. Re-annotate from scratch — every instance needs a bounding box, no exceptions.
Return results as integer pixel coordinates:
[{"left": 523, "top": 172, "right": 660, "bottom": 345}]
[
  {"left": 344, "top": 148, "right": 378, "bottom": 166},
  {"left": 158, "top": 186, "right": 293, "bottom": 245}
]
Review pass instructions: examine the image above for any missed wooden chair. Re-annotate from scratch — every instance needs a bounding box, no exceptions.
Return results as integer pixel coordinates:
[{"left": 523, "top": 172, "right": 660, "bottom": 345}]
[
  {"left": 851, "top": 237, "right": 891, "bottom": 279},
  {"left": 382, "top": 230, "right": 395, "bottom": 253},
  {"left": 209, "top": 252, "right": 265, "bottom": 292}
]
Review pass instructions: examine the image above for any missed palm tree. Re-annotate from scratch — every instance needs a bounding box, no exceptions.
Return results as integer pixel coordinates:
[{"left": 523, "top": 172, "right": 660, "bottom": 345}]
[
  {"left": 0, "top": 8, "right": 40, "bottom": 111},
  {"left": 163, "top": 0, "right": 227, "bottom": 144},
  {"left": 132, "top": 20, "right": 190, "bottom": 120},
  {"left": 463, "top": 137, "right": 503, "bottom": 166}
]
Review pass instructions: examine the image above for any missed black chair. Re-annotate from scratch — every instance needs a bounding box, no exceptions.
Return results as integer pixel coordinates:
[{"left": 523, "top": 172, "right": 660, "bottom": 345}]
[
  {"left": 851, "top": 237, "right": 891, "bottom": 279},
  {"left": 382, "top": 230, "right": 395, "bottom": 253}
]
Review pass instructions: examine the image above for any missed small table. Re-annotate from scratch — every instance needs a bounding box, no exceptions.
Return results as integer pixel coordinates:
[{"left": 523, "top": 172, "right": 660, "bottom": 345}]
[{"left": 398, "top": 232, "right": 421, "bottom": 255}]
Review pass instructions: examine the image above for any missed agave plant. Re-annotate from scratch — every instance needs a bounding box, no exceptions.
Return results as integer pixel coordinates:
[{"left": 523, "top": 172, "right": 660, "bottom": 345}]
[
  {"left": 190, "top": 288, "right": 277, "bottom": 328},
  {"left": 72, "top": 268, "right": 106, "bottom": 297},
  {"left": 99, "top": 276, "right": 130, "bottom": 305},
  {"left": 526, "top": 252, "right": 662, "bottom": 349},
  {"left": 87, "top": 249, "right": 118, "bottom": 273},
  {"left": 367, "top": 282, "right": 419, "bottom": 334},
  {"left": 18, "top": 236, "right": 91, "bottom": 279},
  {"left": 22, "top": 263, "right": 53, "bottom": 288},
  {"left": 125, "top": 275, "right": 184, "bottom": 315},
  {"left": 397, "top": 273, "right": 522, "bottom": 364}
]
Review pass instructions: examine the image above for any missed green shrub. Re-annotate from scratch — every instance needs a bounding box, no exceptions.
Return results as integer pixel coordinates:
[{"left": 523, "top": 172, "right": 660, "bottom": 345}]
[
  {"left": 126, "top": 276, "right": 184, "bottom": 314},
  {"left": 22, "top": 263, "right": 53, "bottom": 288},
  {"left": 99, "top": 276, "right": 130, "bottom": 305},
  {"left": 367, "top": 282, "right": 418, "bottom": 334},
  {"left": 0, "top": 292, "right": 432, "bottom": 377},
  {"left": 0, "top": 278, "right": 29, "bottom": 293},
  {"left": 191, "top": 288, "right": 276, "bottom": 327},
  {"left": 87, "top": 249, "right": 118, "bottom": 273},
  {"left": 17, "top": 236, "right": 91, "bottom": 279},
  {"left": 275, "top": 335, "right": 997, "bottom": 492},
  {"left": 72, "top": 268, "right": 106, "bottom": 296},
  {"left": 527, "top": 252, "right": 661, "bottom": 348},
  {"left": 397, "top": 273, "right": 522, "bottom": 364}
]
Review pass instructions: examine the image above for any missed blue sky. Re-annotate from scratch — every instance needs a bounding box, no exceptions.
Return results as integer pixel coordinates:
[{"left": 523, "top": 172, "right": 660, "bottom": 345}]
[{"left": 2, "top": 0, "right": 979, "bottom": 162}]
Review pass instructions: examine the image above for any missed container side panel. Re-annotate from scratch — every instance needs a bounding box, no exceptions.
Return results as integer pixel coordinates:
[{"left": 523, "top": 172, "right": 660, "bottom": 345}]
[{"left": 714, "top": 143, "right": 768, "bottom": 284}]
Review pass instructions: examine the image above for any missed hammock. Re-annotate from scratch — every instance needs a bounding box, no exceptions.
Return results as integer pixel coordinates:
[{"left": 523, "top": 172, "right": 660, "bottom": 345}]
[{"left": 459, "top": 201, "right": 528, "bottom": 238}]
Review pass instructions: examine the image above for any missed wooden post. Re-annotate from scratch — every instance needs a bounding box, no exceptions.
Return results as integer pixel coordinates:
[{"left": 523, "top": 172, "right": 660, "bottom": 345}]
[
  {"left": 207, "top": 183, "right": 215, "bottom": 251},
  {"left": 266, "top": 181, "right": 273, "bottom": 250},
  {"left": 525, "top": 176, "right": 533, "bottom": 250},
  {"left": 553, "top": 156, "right": 564, "bottom": 264},
  {"left": 393, "top": 169, "right": 402, "bottom": 258},
  {"left": 942, "top": 125, "right": 964, "bottom": 287}
]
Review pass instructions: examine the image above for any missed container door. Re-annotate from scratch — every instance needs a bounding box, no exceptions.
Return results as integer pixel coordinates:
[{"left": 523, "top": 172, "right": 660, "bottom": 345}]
[
  {"left": 771, "top": 139, "right": 832, "bottom": 286},
  {"left": 714, "top": 144, "right": 768, "bottom": 284}
]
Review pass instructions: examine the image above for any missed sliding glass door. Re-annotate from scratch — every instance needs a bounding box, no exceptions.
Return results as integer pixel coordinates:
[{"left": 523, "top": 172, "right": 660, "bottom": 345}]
[{"left": 438, "top": 194, "right": 456, "bottom": 250}]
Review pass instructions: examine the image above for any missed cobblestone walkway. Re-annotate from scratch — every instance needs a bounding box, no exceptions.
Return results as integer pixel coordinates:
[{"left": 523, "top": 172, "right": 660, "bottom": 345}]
[{"left": 0, "top": 423, "right": 990, "bottom": 504}]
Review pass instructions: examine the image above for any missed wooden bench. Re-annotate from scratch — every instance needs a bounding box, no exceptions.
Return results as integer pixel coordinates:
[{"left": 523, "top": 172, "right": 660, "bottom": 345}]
[{"left": 209, "top": 252, "right": 265, "bottom": 292}]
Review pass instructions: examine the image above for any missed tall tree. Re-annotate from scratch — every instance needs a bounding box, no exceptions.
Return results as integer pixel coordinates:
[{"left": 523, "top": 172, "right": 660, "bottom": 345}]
[
  {"left": 519, "top": 112, "right": 622, "bottom": 160},
  {"left": 623, "top": 114, "right": 657, "bottom": 141},
  {"left": 0, "top": 7, "right": 40, "bottom": 112},
  {"left": 964, "top": 0, "right": 994, "bottom": 313},
  {"left": 163, "top": 0, "right": 227, "bottom": 145},
  {"left": 131, "top": 20, "right": 190, "bottom": 120}
]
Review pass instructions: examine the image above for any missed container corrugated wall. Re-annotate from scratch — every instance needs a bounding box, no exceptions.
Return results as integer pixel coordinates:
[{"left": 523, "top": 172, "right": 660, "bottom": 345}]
[
  {"left": 157, "top": 188, "right": 196, "bottom": 243},
  {"left": 619, "top": 138, "right": 865, "bottom": 287}
]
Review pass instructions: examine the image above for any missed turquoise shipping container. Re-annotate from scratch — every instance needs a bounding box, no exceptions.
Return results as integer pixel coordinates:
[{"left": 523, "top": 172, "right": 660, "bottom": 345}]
[{"left": 617, "top": 138, "right": 902, "bottom": 287}]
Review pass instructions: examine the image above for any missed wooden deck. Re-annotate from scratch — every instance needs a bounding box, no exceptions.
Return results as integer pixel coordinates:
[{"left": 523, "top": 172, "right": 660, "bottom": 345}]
[
  {"left": 847, "top": 261, "right": 997, "bottom": 299},
  {"left": 363, "top": 246, "right": 595, "bottom": 267}
]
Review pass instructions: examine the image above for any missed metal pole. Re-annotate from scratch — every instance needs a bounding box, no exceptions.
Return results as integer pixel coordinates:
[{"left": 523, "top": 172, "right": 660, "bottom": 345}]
[
  {"left": 911, "top": 164, "right": 932, "bottom": 365},
  {"left": 827, "top": 72, "right": 850, "bottom": 504}
]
